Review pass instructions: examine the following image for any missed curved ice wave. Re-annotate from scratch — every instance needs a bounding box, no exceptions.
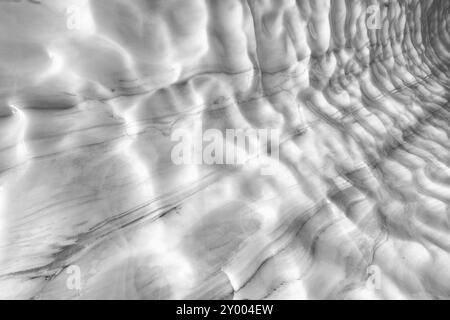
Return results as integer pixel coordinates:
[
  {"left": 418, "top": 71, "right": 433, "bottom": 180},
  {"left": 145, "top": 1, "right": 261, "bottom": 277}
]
[{"left": 0, "top": 0, "right": 449, "bottom": 299}]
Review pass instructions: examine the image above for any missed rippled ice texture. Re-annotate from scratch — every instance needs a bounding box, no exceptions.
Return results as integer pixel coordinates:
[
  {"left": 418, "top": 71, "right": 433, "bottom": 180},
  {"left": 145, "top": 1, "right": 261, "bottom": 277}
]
[{"left": 0, "top": 0, "right": 449, "bottom": 300}]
